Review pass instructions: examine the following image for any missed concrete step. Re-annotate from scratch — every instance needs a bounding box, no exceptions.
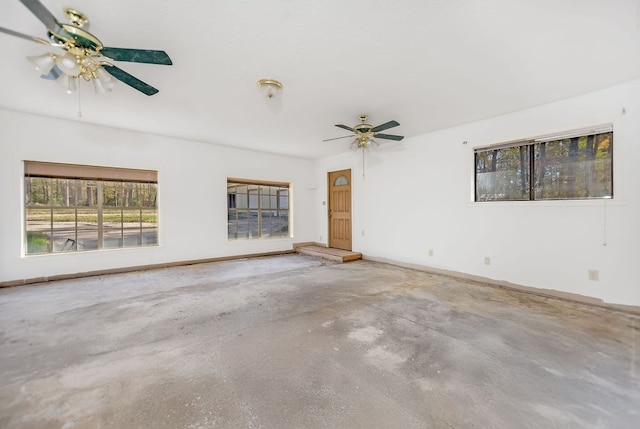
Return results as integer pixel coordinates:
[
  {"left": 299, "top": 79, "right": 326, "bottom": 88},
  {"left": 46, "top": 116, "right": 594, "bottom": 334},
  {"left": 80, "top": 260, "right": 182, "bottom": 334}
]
[{"left": 295, "top": 245, "right": 362, "bottom": 263}]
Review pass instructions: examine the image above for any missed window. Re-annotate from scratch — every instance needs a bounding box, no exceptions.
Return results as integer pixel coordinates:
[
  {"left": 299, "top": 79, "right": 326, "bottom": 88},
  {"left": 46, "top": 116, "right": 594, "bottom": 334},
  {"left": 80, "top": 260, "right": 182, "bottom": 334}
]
[
  {"left": 24, "top": 162, "right": 158, "bottom": 254},
  {"left": 227, "top": 179, "right": 290, "bottom": 240},
  {"left": 334, "top": 175, "right": 349, "bottom": 186},
  {"left": 475, "top": 127, "right": 612, "bottom": 201}
]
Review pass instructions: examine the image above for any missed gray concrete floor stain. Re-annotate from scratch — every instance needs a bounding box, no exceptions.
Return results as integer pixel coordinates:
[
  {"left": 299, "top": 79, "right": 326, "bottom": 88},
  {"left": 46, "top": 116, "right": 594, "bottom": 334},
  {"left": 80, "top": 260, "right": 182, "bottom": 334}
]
[{"left": 0, "top": 254, "right": 639, "bottom": 428}]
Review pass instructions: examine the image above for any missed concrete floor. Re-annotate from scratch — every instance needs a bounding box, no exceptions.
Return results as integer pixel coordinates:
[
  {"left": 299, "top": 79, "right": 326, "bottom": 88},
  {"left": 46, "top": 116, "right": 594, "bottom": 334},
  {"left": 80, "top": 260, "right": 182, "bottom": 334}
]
[{"left": 0, "top": 255, "right": 639, "bottom": 428}]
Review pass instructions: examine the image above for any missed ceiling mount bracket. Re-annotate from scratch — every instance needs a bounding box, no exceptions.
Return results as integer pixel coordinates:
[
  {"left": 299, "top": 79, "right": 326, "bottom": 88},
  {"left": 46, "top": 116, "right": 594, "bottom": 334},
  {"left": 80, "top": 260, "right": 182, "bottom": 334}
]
[{"left": 65, "top": 8, "right": 89, "bottom": 28}]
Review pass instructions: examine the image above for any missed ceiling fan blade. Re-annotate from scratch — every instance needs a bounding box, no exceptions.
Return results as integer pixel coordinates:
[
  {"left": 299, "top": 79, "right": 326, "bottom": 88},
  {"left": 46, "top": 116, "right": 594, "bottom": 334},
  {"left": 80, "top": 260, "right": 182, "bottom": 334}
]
[
  {"left": 103, "top": 65, "right": 159, "bottom": 96},
  {"left": 373, "top": 133, "right": 404, "bottom": 141},
  {"left": 0, "top": 26, "right": 49, "bottom": 45},
  {"left": 101, "top": 47, "right": 173, "bottom": 65},
  {"left": 371, "top": 120, "right": 400, "bottom": 133},
  {"left": 323, "top": 135, "right": 354, "bottom": 142},
  {"left": 20, "top": 0, "right": 63, "bottom": 34},
  {"left": 335, "top": 124, "right": 354, "bottom": 132}
]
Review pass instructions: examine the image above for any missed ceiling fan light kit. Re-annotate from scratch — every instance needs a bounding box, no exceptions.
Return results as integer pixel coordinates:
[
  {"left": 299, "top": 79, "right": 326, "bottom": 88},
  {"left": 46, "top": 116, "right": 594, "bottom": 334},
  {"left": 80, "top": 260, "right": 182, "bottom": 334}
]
[{"left": 1, "top": 0, "right": 173, "bottom": 97}]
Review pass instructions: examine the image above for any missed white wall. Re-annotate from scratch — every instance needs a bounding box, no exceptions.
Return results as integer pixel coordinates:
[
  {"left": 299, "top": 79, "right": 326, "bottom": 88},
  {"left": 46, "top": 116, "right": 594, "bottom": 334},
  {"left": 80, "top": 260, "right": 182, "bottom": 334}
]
[
  {"left": 0, "top": 109, "right": 316, "bottom": 283},
  {"left": 3, "top": 79, "right": 639, "bottom": 306},
  {"left": 315, "top": 79, "right": 640, "bottom": 306}
]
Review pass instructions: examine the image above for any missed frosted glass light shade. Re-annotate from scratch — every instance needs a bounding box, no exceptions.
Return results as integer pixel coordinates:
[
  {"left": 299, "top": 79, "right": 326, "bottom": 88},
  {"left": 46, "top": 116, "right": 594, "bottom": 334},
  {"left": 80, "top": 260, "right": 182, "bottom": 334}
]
[
  {"left": 92, "top": 75, "right": 110, "bottom": 94},
  {"left": 57, "top": 74, "right": 77, "bottom": 94},
  {"left": 257, "top": 79, "right": 283, "bottom": 99},
  {"left": 95, "top": 66, "right": 115, "bottom": 90},
  {"left": 56, "top": 53, "right": 81, "bottom": 76},
  {"left": 27, "top": 54, "right": 56, "bottom": 75}
]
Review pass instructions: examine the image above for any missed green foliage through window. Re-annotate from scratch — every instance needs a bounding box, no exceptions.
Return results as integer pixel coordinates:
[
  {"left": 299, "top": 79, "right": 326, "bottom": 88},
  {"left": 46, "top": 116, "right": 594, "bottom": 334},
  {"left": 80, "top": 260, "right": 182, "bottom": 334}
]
[
  {"left": 475, "top": 130, "right": 612, "bottom": 201},
  {"left": 24, "top": 174, "right": 158, "bottom": 254}
]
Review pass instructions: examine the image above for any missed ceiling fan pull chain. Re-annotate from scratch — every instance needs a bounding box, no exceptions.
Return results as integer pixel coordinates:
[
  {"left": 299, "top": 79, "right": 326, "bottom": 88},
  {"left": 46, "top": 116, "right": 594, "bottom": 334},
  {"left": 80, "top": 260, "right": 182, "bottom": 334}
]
[
  {"left": 77, "top": 78, "right": 83, "bottom": 118},
  {"left": 362, "top": 147, "right": 366, "bottom": 180}
]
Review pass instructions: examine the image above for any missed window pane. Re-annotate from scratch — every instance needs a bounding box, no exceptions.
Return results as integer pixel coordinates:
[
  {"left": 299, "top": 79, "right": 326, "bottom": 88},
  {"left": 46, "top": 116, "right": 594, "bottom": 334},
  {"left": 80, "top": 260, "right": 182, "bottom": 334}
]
[
  {"left": 50, "top": 209, "right": 76, "bottom": 252},
  {"left": 261, "top": 194, "right": 271, "bottom": 209},
  {"left": 26, "top": 230, "right": 51, "bottom": 254},
  {"left": 228, "top": 208, "right": 237, "bottom": 222},
  {"left": 25, "top": 177, "right": 51, "bottom": 206},
  {"left": 141, "top": 209, "right": 157, "bottom": 227},
  {"left": 142, "top": 228, "right": 158, "bottom": 245},
  {"left": 228, "top": 193, "right": 237, "bottom": 209},
  {"left": 139, "top": 209, "right": 158, "bottom": 246},
  {"left": 278, "top": 187, "right": 289, "bottom": 209},
  {"left": 334, "top": 175, "right": 349, "bottom": 186},
  {"left": 236, "top": 193, "right": 248, "bottom": 208},
  {"left": 138, "top": 183, "right": 158, "bottom": 208},
  {"left": 53, "top": 231, "right": 79, "bottom": 252},
  {"left": 121, "top": 209, "right": 143, "bottom": 248},
  {"left": 122, "top": 209, "right": 141, "bottom": 225},
  {"left": 237, "top": 210, "right": 249, "bottom": 222},
  {"left": 76, "top": 209, "right": 98, "bottom": 251},
  {"left": 24, "top": 163, "right": 158, "bottom": 255},
  {"left": 249, "top": 210, "right": 259, "bottom": 238},
  {"left": 534, "top": 133, "right": 612, "bottom": 200},
  {"left": 103, "top": 182, "right": 124, "bottom": 207},
  {"left": 26, "top": 208, "right": 51, "bottom": 254},
  {"left": 228, "top": 225, "right": 238, "bottom": 240},
  {"left": 248, "top": 194, "right": 259, "bottom": 209},
  {"left": 277, "top": 219, "right": 289, "bottom": 237},
  {"left": 77, "top": 181, "right": 98, "bottom": 207},
  {"left": 103, "top": 209, "right": 123, "bottom": 249},
  {"left": 236, "top": 210, "right": 249, "bottom": 239},
  {"left": 123, "top": 228, "right": 142, "bottom": 247},
  {"left": 261, "top": 210, "right": 274, "bottom": 236},
  {"left": 227, "top": 180, "right": 290, "bottom": 240},
  {"left": 475, "top": 130, "right": 612, "bottom": 202},
  {"left": 104, "top": 229, "right": 123, "bottom": 249},
  {"left": 104, "top": 209, "right": 123, "bottom": 229},
  {"left": 475, "top": 147, "right": 530, "bottom": 201}
]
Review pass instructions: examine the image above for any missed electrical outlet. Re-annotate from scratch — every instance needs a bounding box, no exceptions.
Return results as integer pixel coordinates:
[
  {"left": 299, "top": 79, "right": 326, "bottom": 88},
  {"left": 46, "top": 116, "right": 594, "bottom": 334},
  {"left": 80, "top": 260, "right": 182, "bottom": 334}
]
[
  {"left": 361, "top": 230, "right": 365, "bottom": 236},
  {"left": 319, "top": 235, "right": 322, "bottom": 241},
  {"left": 428, "top": 249, "right": 434, "bottom": 257},
  {"left": 588, "top": 270, "right": 599, "bottom": 281},
  {"left": 484, "top": 257, "right": 491, "bottom": 266}
]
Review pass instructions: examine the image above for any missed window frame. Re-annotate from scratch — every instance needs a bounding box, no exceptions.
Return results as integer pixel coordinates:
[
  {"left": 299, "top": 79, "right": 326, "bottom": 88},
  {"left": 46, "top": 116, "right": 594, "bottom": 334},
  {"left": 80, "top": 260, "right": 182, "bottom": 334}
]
[
  {"left": 227, "top": 178, "right": 291, "bottom": 241},
  {"left": 474, "top": 126, "right": 613, "bottom": 202},
  {"left": 23, "top": 161, "right": 158, "bottom": 255}
]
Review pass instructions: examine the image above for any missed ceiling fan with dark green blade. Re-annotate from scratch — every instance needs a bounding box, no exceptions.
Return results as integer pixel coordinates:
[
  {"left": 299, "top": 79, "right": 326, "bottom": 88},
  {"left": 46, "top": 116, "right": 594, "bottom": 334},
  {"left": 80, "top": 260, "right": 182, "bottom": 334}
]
[
  {"left": 324, "top": 115, "right": 404, "bottom": 178},
  {"left": 0, "top": 0, "right": 172, "bottom": 95},
  {"left": 324, "top": 115, "right": 404, "bottom": 148}
]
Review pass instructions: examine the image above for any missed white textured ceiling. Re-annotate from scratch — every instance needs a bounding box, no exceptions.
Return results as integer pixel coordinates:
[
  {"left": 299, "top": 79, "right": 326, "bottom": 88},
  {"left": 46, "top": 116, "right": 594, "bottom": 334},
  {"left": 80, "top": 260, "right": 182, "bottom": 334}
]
[{"left": 1, "top": 0, "right": 640, "bottom": 159}]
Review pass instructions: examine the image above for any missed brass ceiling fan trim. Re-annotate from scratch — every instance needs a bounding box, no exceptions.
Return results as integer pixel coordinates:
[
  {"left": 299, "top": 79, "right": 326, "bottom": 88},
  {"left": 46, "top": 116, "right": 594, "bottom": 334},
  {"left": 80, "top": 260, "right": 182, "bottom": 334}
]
[
  {"left": 55, "top": 23, "right": 104, "bottom": 51},
  {"left": 64, "top": 8, "right": 89, "bottom": 28}
]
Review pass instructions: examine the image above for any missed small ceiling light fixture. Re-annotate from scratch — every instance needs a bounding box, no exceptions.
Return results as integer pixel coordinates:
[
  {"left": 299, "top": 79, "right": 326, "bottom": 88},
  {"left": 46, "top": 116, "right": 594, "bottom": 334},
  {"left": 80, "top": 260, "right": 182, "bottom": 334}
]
[{"left": 257, "top": 78, "right": 283, "bottom": 99}]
